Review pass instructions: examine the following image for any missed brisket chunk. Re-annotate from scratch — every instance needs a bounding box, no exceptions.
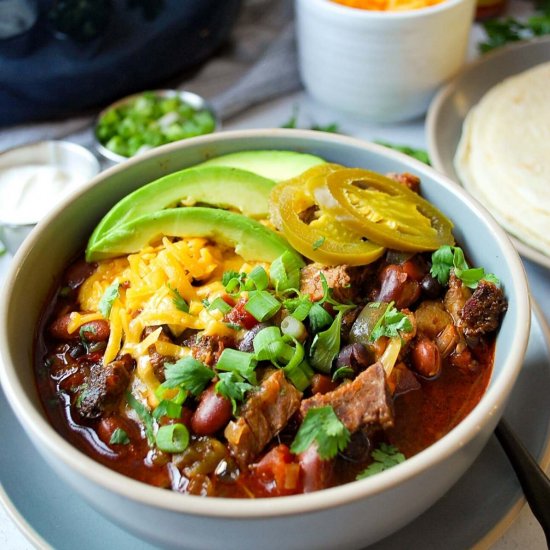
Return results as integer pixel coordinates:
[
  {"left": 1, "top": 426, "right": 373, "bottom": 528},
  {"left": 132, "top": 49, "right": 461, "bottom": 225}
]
[
  {"left": 300, "top": 263, "right": 370, "bottom": 303},
  {"left": 225, "top": 370, "right": 302, "bottom": 469},
  {"left": 78, "top": 354, "right": 134, "bottom": 419},
  {"left": 189, "top": 334, "right": 235, "bottom": 367},
  {"left": 300, "top": 362, "right": 394, "bottom": 433},
  {"left": 460, "top": 280, "right": 507, "bottom": 336}
]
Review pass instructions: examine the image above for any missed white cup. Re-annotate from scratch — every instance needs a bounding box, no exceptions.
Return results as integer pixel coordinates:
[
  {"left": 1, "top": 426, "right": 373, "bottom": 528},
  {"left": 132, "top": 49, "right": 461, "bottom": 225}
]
[{"left": 296, "top": 0, "right": 475, "bottom": 123}]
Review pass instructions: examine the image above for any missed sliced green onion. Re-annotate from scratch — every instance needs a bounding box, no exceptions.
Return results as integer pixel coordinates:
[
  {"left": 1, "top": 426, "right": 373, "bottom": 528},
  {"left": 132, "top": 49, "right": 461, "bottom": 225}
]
[
  {"left": 252, "top": 326, "right": 282, "bottom": 351},
  {"left": 216, "top": 348, "right": 258, "bottom": 384},
  {"left": 245, "top": 266, "right": 269, "bottom": 291},
  {"left": 155, "top": 423, "right": 190, "bottom": 453},
  {"left": 282, "top": 338, "right": 313, "bottom": 391},
  {"left": 154, "top": 386, "right": 187, "bottom": 405},
  {"left": 245, "top": 290, "right": 281, "bottom": 321},
  {"left": 208, "top": 297, "right": 232, "bottom": 315},
  {"left": 281, "top": 315, "right": 307, "bottom": 342},
  {"left": 270, "top": 250, "right": 304, "bottom": 292},
  {"left": 153, "top": 399, "right": 183, "bottom": 420}
]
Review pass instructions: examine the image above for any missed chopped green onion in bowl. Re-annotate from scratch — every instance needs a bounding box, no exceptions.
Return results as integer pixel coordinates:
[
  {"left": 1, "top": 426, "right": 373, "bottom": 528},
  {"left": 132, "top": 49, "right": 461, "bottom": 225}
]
[{"left": 95, "top": 90, "right": 219, "bottom": 163}]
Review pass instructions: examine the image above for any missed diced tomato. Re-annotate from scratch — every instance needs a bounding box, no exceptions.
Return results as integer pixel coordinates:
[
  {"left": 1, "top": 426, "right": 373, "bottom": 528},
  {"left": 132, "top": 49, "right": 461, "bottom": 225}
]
[
  {"left": 225, "top": 298, "right": 258, "bottom": 330},
  {"left": 253, "top": 444, "right": 301, "bottom": 496}
]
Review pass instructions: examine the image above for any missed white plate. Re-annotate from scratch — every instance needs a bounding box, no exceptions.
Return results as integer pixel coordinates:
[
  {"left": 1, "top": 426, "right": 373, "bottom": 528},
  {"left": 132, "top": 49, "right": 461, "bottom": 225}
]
[
  {"left": 426, "top": 37, "right": 550, "bottom": 270},
  {"left": 2, "top": 305, "right": 549, "bottom": 549}
]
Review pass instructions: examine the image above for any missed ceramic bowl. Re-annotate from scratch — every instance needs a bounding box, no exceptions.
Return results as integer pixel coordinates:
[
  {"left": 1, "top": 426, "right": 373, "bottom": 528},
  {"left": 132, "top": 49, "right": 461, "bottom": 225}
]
[
  {"left": 95, "top": 89, "right": 220, "bottom": 164},
  {"left": 0, "top": 140, "right": 100, "bottom": 255},
  {"left": 295, "top": 0, "right": 476, "bottom": 123},
  {"left": 0, "top": 129, "right": 530, "bottom": 550}
]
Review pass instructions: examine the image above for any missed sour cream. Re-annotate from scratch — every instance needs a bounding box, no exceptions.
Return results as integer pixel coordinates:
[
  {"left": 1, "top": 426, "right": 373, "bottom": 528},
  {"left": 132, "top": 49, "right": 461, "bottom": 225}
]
[{"left": 0, "top": 164, "right": 86, "bottom": 225}]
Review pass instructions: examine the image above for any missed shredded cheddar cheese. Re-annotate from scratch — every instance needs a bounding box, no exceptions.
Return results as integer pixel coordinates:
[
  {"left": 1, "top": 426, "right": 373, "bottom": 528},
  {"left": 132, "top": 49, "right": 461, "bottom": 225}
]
[
  {"left": 331, "top": 0, "right": 444, "bottom": 10},
  {"left": 76, "top": 237, "right": 264, "bottom": 401}
]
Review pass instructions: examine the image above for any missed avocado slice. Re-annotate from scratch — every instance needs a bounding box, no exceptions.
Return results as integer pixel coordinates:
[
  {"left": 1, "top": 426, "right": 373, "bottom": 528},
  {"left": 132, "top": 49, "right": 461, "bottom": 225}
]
[
  {"left": 198, "top": 150, "right": 325, "bottom": 182},
  {"left": 88, "top": 166, "right": 276, "bottom": 251},
  {"left": 86, "top": 207, "right": 305, "bottom": 266}
]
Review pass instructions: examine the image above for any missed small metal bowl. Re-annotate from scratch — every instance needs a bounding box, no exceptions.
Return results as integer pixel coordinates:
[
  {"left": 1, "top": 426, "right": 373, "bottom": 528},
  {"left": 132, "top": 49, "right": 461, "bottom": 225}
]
[
  {"left": 94, "top": 89, "right": 220, "bottom": 164},
  {"left": 0, "top": 140, "right": 100, "bottom": 255}
]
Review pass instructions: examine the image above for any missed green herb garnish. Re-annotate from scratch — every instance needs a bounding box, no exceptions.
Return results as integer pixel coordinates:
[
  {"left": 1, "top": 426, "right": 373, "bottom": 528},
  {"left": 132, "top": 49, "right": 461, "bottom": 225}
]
[
  {"left": 312, "top": 236, "right": 326, "bottom": 250},
  {"left": 290, "top": 406, "right": 350, "bottom": 460},
  {"left": 215, "top": 372, "right": 254, "bottom": 414},
  {"left": 245, "top": 290, "right": 281, "bottom": 322},
  {"left": 169, "top": 285, "right": 189, "bottom": 313},
  {"left": 478, "top": 3, "right": 550, "bottom": 53},
  {"left": 99, "top": 281, "right": 120, "bottom": 318},
  {"left": 162, "top": 357, "right": 215, "bottom": 396},
  {"left": 109, "top": 428, "right": 130, "bottom": 445},
  {"left": 125, "top": 391, "right": 155, "bottom": 446},
  {"left": 430, "top": 245, "right": 499, "bottom": 289},
  {"left": 369, "top": 302, "right": 413, "bottom": 341},
  {"left": 155, "top": 423, "right": 190, "bottom": 453},
  {"left": 309, "top": 310, "right": 343, "bottom": 373},
  {"left": 356, "top": 443, "right": 405, "bottom": 479}
]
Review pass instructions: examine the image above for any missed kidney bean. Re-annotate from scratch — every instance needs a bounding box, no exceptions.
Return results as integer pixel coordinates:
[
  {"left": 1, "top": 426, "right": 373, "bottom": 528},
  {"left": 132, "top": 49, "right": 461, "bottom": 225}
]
[
  {"left": 378, "top": 264, "right": 420, "bottom": 309},
  {"left": 410, "top": 337, "right": 441, "bottom": 378},
  {"left": 336, "top": 343, "right": 372, "bottom": 375},
  {"left": 64, "top": 259, "right": 97, "bottom": 289},
  {"left": 191, "top": 384, "right": 232, "bottom": 435},
  {"left": 80, "top": 320, "right": 111, "bottom": 342},
  {"left": 49, "top": 314, "right": 80, "bottom": 340},
  {"left": 97, "top": 415, "right": 140, "bottom": 447},
  {"left": 298, "top": 445, "right": 334, "bottom": 493}
]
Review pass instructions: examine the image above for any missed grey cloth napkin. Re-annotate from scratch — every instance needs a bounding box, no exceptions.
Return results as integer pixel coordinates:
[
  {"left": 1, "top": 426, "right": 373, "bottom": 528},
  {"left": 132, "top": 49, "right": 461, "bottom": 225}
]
[{"left": 0, "top": 0, "right": 302, "bottom": 154}]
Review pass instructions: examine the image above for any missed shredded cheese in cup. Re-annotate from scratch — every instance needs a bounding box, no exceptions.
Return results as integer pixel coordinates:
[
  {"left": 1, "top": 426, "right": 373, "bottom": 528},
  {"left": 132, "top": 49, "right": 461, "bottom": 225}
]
[{"left": 331, "top": 0, "right": 445, "bottom": 10}]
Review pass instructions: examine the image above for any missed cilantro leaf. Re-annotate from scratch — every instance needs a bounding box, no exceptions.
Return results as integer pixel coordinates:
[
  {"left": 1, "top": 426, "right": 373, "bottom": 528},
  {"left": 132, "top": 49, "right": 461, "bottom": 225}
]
[
  {"left": 222, "top": 270, "right": 247, "bottom": 295},
  {"left": 312, "top": 236, "right": 325, "bottom": 250},
  {"left": 169, "top": 285, "right": 189, "bottom": 313},
  {"left": 109, "top": 428, "right": 130, "bottom": 445},
  {"left": 290, "top": 406, "right": 350, "bottom": 460},
  {"left": 215, "top": 372, "right": 253, "bottom": 414},
  {"left": 356, "top": 443, "right": 405, "bottom": 479},
  {"left": 309, "top": 311, "right": 343, "bottom": 373},
  {"left": 125, "top": 391, "right": 155, "bottom": 446},
  {"left": 162, "top": 357, "right": 215, "bottom": 395},
  {"left": 99, "top": 281, "right": 120, "bottom": 318},
  {"left": 0, "top": 240, "right": 6, "bottom": 256},
  {"left": 369, "top": 302, "right": 413, "bottom": 341},
  {"left": 430, "top": 245, "right": 500, "bottom": 289}
]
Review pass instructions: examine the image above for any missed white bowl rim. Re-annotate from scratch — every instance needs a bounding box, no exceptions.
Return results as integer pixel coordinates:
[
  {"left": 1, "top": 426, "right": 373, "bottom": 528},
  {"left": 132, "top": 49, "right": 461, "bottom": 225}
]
[
  {"left": 0, "top": 128, "right": 531, "bottom": 519},
  {"left": 300, "top": 0, "right": 471, "bottom": 19}
]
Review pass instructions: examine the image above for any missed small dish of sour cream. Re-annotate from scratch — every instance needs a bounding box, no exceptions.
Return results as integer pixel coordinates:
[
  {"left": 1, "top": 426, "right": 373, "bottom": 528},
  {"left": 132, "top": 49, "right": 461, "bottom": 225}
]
[{"left": 0, "top": 140, "right": 100, "bottom": 255}]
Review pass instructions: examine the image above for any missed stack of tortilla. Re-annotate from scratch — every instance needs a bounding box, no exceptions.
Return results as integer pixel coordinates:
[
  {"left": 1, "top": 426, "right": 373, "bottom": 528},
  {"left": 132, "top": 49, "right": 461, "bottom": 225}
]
[{"left": 454, "top": 61, "right": 550, "bottom": 257}]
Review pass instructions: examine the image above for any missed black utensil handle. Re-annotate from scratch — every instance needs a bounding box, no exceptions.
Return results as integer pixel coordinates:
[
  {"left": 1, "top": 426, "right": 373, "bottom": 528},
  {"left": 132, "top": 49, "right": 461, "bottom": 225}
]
[{"left": 495, "top": 418, "right": 550, "bottom": 545}]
